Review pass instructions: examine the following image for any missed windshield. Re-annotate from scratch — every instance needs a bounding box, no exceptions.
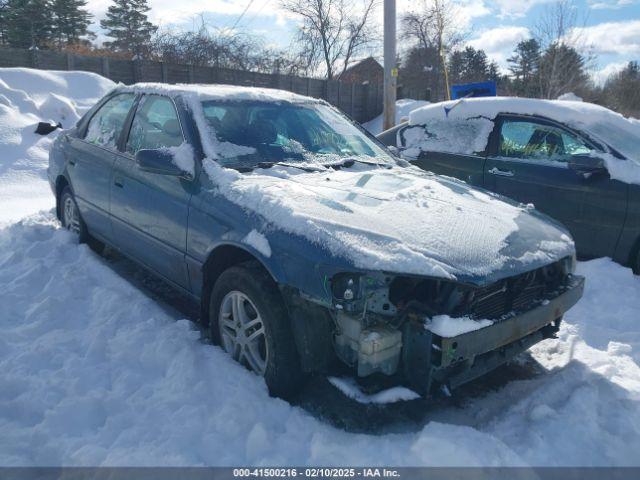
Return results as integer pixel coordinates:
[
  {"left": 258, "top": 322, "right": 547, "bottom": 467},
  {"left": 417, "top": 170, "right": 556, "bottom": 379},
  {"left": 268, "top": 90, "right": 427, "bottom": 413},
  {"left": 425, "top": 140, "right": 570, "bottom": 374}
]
[{"left": 201, "top": 100, "right": 394, "bottom": 168}]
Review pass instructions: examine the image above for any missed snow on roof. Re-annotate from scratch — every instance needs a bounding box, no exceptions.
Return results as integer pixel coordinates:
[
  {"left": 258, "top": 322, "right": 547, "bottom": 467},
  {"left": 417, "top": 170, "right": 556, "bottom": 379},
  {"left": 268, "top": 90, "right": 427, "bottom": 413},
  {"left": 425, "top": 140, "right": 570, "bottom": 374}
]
[
  {"left": 409, "top": 97, "right": 640, "bottom": 162},
  {"left": 115, "top": 82, "right": 319, "bottom": 104}
]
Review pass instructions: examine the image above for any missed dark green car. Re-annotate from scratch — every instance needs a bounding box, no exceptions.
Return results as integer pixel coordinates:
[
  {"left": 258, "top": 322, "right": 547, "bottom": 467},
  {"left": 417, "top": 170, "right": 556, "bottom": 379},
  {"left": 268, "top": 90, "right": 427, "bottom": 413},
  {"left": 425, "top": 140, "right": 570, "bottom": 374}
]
[{"left": 378, "top": 97, "right": 640, "bottom": 273}]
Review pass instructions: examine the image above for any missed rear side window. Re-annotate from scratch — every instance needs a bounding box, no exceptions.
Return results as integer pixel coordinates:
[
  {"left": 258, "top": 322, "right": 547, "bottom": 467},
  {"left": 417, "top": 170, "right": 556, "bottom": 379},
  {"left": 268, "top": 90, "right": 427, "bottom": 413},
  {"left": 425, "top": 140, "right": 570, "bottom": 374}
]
[
  {"left": 499, "top": 119, "right": 593, "bottom": 163},
  {"left": 400, "top": 117, "right": 494, "bottom": 157},
  {"left": 126, "top": 95, "right": 184, "bottom": 154},
  {"left": 84, "top": 94, "right": 135, "bottom": 149}
]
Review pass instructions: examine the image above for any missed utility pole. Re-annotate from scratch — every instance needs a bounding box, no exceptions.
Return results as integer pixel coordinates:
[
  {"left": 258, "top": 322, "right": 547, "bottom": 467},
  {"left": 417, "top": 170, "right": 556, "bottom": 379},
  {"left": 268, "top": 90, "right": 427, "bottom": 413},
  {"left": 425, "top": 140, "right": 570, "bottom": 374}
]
[{"left": 383, "top": 0, "right": 396, "bottom": 131}]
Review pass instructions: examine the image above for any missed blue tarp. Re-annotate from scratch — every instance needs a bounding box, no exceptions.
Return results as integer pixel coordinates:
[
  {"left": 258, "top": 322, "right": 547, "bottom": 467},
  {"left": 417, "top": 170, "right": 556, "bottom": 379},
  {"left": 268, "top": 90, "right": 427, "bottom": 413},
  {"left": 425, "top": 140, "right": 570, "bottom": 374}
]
[{"left": 450, "top": 81, "right": 497, "bottom": 100}]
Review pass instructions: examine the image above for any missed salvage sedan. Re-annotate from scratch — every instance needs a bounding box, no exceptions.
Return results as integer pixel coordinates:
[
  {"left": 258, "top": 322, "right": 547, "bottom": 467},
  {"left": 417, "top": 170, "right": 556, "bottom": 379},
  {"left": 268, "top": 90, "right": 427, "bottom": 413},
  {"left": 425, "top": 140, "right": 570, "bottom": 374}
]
[{"left": 48, "top": 84, "right": 584, "bottom": 399}]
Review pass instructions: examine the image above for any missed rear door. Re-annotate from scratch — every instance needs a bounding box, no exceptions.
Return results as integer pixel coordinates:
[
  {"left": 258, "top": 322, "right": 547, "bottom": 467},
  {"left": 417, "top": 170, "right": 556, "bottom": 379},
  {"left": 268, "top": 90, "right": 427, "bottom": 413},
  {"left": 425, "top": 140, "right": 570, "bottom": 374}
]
[
  {"left": 484, "top": 114, "right": 628, "bottom": 258},
  {"left": 398, "top": 123, "right": 488, "bottom": 188},
  {"left": 110, "top": 95, "right": 193, "bottom": 289},
  {"left": 66, "top": 93, "right": 136, "bottom": 239}
]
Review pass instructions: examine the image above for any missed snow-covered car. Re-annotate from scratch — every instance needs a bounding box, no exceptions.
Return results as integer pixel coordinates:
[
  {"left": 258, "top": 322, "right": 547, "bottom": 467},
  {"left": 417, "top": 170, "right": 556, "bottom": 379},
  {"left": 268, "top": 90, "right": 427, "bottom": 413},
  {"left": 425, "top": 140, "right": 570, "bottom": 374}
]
[
  {"left": 377, "top": 97, "right": 640, "bottom": 272},
  {"left": 48, "top": 84, "right": 584, "bottom": 399}
]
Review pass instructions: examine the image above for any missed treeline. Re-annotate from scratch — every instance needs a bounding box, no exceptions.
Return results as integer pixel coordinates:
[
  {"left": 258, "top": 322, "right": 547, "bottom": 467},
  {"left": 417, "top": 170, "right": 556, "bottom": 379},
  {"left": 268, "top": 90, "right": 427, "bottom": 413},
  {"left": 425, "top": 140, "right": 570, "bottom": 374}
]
[
  {"left": 0, "top": 0, "right": 638, "bottom": 117},
  {"left": 398, "top": 0, "right": 640, "bottom": 118},
  {"left": 0, "top": 0, "right": 306, "bottom": 74}
]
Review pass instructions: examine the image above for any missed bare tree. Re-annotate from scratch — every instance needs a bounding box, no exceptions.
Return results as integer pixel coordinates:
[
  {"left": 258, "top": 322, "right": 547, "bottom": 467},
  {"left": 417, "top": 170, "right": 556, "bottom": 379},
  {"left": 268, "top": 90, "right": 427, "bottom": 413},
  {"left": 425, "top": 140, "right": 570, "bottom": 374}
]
[
  {"left": 149, "top": 18, "right": 306, "bottom": 74},
  {"left": 401, "top": 0, "right": 466, "bottom": 100},
  {"left": 280, "top": 0, "right": 380, "bottom": 79},
  {"left": 534, "top": 0, "right": 594, "bottom": 99}
]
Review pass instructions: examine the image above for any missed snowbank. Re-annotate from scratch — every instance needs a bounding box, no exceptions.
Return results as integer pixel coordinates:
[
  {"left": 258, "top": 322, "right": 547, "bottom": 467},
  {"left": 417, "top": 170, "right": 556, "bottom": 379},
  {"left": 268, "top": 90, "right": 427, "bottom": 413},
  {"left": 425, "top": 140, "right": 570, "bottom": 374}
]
[
  {"left": 363, "top": 98, "right": 429, "bottom": 135},
  {"left": 407, "top": 97, "right": 640, "bottom": 184},
  {"left": 0, "top": 214, "right": 638, "bottom": 466},
  {"left": 0, "top": 68, "right": 114, "bottom": 226}
]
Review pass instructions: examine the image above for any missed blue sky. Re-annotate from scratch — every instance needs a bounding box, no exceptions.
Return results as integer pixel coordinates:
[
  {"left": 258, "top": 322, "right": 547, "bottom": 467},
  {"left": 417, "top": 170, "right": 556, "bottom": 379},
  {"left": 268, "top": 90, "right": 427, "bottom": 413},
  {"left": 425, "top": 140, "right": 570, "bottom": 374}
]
[{"left": 86, "top": 0, "right": 640, "bottom": 81}]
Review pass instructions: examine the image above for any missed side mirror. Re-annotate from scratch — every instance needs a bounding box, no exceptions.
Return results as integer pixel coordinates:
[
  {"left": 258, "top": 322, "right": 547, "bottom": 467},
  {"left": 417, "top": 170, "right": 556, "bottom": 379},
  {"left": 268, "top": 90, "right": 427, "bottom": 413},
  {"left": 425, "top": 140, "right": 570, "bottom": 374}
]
[
  {"left": 568, "top": 155, "right": 608, "bottom": 179},
  {"left": 135, "top": 149, "right": 190, "bottom": 178},
  {"left": 35, "top": 121, "right": 62, "bottom": 135}
]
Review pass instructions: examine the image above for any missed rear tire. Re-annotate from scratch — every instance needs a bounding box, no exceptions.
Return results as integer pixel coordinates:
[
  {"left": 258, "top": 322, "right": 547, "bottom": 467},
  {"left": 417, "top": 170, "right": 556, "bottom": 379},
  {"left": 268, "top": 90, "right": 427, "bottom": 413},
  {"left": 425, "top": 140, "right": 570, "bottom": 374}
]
[
  {"left": 59, "top": 186, "right": 105, "bottom": 253},
  {"left": 209, "top": 262, "right": 304, "bottom": 398}
]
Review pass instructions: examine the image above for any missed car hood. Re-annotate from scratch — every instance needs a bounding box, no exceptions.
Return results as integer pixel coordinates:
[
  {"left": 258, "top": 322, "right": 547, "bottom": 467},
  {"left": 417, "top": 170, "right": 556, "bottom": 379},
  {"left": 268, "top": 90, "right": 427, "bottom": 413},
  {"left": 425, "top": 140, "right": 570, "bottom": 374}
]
[{"left": 206, "top": 161, "right": 575, "bottom": 283}]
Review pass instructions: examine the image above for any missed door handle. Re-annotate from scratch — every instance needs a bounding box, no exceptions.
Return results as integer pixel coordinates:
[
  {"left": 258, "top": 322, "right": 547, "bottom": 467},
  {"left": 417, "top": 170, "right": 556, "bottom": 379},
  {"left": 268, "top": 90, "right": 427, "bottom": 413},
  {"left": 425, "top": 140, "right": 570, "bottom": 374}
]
[
  {"left": 488, "top": 167, "right": 514, "bottom": 177},
  {"left": 68, "top": 159, "right": 76, "bottom": 166},
  {"left": 114, "top": 176, "right": 124, "bottom": 188}
]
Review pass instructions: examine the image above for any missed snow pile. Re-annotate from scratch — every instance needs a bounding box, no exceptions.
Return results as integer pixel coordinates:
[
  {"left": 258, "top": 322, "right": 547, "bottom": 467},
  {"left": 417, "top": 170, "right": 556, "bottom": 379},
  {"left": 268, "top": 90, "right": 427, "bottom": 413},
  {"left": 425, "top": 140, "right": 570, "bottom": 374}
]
[
  {"left": 327, "top": 377, "right": 420, "bottom": 404},
  {"left": 119, "top": 82, "right": 311, "bottom": 104},
  {"left": 0, "top": 68, "right": 114, "bottom": 226},
  {"left": 363, "top": 98, "right": 429, "bottom": 135},
  {"left": 0, "top": 215, "right": 639, "bottom": 466},
  {"left": 557, "top": 92, "right": 583, "bottom": 102},
  {"left": 202, "top": 160, "right": 574, "bottom": 281},
  {"left": 426, "top": 315, "right": 494, "bottom": 338},
  {"left": 407, "top": 97, "right": 640, "bottom": 184}
]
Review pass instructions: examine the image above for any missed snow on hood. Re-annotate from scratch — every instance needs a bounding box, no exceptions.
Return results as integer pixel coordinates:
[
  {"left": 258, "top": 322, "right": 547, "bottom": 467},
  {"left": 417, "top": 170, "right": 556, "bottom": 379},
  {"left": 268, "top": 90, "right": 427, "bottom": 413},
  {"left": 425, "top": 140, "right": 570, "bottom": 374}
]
[{"left": 203, "top": 161, "right": 574, "bottom": 281}]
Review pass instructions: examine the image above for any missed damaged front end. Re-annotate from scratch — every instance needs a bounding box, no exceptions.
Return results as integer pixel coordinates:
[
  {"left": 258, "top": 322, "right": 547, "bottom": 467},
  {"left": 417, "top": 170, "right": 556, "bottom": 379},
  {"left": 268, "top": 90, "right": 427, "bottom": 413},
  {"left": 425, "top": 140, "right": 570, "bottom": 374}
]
[{"left": 324, "top": 256, "right": 584, "bottom": 396}]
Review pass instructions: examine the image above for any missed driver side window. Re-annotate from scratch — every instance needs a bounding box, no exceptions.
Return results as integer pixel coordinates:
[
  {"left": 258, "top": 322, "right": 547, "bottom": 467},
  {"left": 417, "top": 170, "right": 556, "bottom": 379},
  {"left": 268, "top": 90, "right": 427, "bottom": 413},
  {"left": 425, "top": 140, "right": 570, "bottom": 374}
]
[
  {"left": 498, "top": 118, "right": 593, "bottom": 163},
  {"left": 126, "top": 95, "right": 184, "bottom": 155}
]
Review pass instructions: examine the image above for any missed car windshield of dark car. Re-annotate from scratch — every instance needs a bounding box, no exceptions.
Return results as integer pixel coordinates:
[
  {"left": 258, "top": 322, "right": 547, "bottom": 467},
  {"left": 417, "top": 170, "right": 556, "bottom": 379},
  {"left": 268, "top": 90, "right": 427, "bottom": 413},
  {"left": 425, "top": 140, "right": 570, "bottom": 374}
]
[{"left": 200, "top": 100, "right": 394, "bottom": 169}]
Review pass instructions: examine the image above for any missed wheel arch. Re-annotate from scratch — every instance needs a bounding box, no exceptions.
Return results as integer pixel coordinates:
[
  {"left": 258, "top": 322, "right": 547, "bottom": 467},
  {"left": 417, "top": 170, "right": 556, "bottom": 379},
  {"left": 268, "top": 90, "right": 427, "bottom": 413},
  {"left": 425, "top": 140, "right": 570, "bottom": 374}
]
[
  {"left": 54, "top": 175, "right": 70, "bottom": 220},
  {"left": 200, "top": 243, "right": 285, "bottom": 326}
]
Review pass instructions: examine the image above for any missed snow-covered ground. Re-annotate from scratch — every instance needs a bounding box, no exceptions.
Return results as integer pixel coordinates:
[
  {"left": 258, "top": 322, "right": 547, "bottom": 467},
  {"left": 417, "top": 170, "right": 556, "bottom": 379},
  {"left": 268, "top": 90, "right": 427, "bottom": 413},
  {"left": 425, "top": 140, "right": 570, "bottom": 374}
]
[
  {"left": 1, "top": 68, "right": 639, "bottom": 466},
  {"left": 363, "top": 98, "right": 429, "bottom": 135},
  {"left": 0, "top": 68, "right": 114, "bottom": 227}
]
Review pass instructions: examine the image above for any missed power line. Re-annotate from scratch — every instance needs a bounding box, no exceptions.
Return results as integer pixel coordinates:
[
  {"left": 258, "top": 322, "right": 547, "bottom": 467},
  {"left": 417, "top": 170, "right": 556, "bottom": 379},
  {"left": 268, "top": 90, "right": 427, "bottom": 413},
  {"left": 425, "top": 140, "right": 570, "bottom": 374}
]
[
  {"left": 243, "top": 0, "right": 273, "bottom": 28},
  {"left": 229, "top": 0, "right": 257, "bottom": 31}
]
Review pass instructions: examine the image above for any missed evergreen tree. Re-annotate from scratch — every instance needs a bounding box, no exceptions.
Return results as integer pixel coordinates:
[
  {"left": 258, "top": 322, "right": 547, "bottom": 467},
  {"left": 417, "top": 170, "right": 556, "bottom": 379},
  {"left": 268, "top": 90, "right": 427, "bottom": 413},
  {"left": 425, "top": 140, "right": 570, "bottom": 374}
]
[
  {"left": 538, "top": 43, "right": 589, "bottom": 99},
  {"left": 447, "top": 49, "right": 465, "bottom": 84},
  {"left": 100, "top": 0, "right": 157, "bottom": 58},
  {"left": 51, "top": 0, "right": 92, "bottom": 47},
  {"left": 5, "top": 0, "right": 51, "bottom": 48},
  {"left": 507, "top": 39, "right": 541, "bottom": 97},
  {"left": 0, "top": 0, "right": 9, "bottom": 45},
  {"left": 447, "top": 46, "right": 490, "bottom": 85},
  {"left": 602, "top": 61, "right": 640, "bottom": 118},
  {"left": 461, "top": 46, "right": 489, "bottom": 82}
]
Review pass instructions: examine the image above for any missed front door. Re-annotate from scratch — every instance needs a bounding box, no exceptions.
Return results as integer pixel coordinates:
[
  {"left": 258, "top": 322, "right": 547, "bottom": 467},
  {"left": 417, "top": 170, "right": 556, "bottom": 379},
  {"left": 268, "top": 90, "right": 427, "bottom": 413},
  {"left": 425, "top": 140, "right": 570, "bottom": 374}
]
[
  {"left": 110, "top": 95, "right": 193, "bottom": 289},
  {"left": 484, "top": 115, "right": 628, "bottom": 259}
]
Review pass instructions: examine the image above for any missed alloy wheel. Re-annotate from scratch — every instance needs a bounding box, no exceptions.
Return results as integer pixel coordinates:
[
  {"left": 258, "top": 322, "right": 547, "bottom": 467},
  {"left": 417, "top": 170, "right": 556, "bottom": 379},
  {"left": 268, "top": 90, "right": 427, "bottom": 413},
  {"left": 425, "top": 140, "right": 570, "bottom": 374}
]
[
  {"left": 63, "top": 195, "right": 81, "bottom": 236},
  {"left": 218, "top": 290, "right": 269, "bottom": 375}
]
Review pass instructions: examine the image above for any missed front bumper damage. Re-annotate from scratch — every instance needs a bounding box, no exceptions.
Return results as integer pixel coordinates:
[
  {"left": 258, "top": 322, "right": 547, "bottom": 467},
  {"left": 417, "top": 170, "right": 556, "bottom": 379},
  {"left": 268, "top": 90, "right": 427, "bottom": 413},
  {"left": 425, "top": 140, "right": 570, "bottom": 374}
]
[
  {"left": 329, "top": 272, "right": 585, "bottom": 396},
  {"left": 404, "top": 274, "right": 584, "bottom": 394}
]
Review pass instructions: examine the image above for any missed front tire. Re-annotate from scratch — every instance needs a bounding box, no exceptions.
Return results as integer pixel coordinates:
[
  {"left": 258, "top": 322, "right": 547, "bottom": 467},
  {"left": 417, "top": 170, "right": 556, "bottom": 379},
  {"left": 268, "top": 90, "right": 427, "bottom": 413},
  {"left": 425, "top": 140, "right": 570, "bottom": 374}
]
[{"left": 209, "top": 263, "right": 304, "bottom": 398}]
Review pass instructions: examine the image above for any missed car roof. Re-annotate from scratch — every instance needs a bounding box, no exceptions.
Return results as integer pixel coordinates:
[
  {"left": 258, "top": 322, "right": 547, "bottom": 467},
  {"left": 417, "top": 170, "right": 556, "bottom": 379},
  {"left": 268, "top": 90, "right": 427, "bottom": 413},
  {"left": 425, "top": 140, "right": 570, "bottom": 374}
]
[
  {"left": 408, "top": 96, "right": 640, "bottom": 161},
  {"left": 112, "top": 82, "right": 320, "bottom": 105}
]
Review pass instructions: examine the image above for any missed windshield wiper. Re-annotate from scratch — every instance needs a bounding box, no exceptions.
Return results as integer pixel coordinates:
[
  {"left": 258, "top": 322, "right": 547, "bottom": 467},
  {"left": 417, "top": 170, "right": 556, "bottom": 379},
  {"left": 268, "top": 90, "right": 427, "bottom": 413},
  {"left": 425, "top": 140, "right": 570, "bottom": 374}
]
[
  {"left": 327, "top": 158, "right": 392, "bottom": 170},
  {"left": 236, "top": 161, "right": 323, "bottom": 173}
]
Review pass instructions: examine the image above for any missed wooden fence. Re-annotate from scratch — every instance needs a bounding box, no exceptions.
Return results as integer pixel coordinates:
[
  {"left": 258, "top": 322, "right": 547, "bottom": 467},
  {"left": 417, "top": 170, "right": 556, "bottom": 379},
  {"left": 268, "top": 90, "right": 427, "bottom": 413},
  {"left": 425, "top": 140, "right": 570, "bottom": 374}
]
[{"left": 0, "top": 47, "right": 383, "bottom": 123}]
